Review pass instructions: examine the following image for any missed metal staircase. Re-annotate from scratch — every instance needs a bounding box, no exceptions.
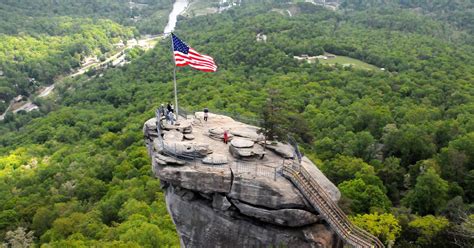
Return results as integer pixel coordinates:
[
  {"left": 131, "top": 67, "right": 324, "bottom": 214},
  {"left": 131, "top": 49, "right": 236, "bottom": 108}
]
[{"left": 282, "top": 164, "right": 385, "bottom": 248}]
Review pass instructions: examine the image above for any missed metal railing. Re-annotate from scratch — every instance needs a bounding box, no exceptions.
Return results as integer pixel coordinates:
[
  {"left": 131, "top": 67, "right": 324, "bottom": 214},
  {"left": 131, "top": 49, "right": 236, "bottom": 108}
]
[
  {"left": 282, "top": 138, "right": 385, "bottom": 248},
  {"left": 282, "top": 164, "right": 384, "bottom": 248},
  {"left": 177, "top": 106, "right": 262, "bottom": 127},
  {"left": 232, "top": 160, "right": 280, "bottom": 181},
  {"left": 177, "top": 106, "right": 189, "bottom": 119},
  {"left": 152, "top": 107, "right": 280, "bottom": 181},
  {"left": 155, "top": 108, "right": 164, "bottom": 147},
  {"left": 287, "top": 135, "right": 302, "bottom": 164}
]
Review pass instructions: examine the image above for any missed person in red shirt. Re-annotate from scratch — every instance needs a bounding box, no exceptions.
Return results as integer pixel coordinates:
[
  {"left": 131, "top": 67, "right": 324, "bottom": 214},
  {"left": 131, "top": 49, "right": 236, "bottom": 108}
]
[{"left": 223, "top": 130, "right": 229, "bottom": 144}]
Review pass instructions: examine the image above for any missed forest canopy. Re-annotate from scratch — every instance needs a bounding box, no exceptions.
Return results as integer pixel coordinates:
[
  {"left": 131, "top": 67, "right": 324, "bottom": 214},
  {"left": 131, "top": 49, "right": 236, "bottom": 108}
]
[{"left": 0, "top": 0, "right": 473, "bottom": 247}]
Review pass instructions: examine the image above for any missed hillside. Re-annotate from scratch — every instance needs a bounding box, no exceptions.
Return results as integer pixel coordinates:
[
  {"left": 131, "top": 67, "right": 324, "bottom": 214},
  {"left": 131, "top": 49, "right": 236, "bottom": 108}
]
[
  {"left": 0, "top": 0, "right": 173, "bottom": 35},
  {"left": 0, "top": 0, "right": 173, "bottom": 115},
  {"left": 0, "top": 1, "right": 473, "bottom": 247}
]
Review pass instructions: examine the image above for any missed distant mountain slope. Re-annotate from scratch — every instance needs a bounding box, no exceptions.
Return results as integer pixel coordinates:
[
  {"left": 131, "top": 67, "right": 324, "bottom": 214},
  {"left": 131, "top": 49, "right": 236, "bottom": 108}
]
[
  {"left": 0, "top": 0, "right": 173, "bottom": 113},
  {"left": 0, "top": 19, "right": 134, "bottom": 113},
  {"left": 341, "top": 0, "right": 474, "bottom": 34},
  {"left": 0, "top": 0, "right": 173, "bottom": 34}
]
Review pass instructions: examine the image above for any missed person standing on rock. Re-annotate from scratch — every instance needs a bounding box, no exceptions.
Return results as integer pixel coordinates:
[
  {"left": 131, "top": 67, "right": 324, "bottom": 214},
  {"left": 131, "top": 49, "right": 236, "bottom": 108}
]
[
  {"left": 159, "top": 104, "right": 165, "bottom": 117},
  {"left": 165, "top": 109, "right": 171, "bottom": 124},
  {"left": 167, "top": 103, "right": 172, "bottom": 113},
  {"left": 203, "top": 107, "right": 209, "bottom": 121},
  {"left": 223, "top": 129, "right": 229, "bottom": 144},
  {"left": 168, "top": 111, "right": 175, "bottom": 125}
]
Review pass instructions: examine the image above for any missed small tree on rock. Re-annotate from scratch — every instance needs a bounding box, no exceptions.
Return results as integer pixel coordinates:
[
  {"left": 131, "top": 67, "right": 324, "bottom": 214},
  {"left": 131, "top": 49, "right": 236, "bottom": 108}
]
[{"left": 258, "top": 88, "right": 287, "bottom": 142}]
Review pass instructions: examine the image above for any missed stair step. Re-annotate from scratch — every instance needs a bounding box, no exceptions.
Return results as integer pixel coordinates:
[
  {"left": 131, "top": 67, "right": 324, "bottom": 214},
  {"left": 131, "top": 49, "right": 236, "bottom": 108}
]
[{"left": 283, "top": 166, "right": 384, "bottom": 248}]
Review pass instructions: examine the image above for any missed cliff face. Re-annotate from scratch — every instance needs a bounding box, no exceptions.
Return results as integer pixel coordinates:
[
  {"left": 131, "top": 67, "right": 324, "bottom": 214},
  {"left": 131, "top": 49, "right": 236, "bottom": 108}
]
[{"left": 144, "top": 112, "right": 343, "bottom": 248}]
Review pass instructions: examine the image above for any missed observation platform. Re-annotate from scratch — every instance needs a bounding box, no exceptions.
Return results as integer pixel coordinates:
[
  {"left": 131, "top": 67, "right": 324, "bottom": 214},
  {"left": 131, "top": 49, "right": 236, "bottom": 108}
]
[{"left": 143, "top": 110, "right": 382, "bottom": 248}]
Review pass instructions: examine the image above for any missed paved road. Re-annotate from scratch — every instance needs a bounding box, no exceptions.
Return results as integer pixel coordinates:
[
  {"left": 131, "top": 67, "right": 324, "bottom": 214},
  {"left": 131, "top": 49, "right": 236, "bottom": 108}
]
[
  {"left": 38, "top": 85, "right": 55, "bottom": 98},
  {"left": 0, "top": 35, "right": 163, "bottom": 120},
  {"left": 0, "top": 101, "right": 12, "bottom": 120}
]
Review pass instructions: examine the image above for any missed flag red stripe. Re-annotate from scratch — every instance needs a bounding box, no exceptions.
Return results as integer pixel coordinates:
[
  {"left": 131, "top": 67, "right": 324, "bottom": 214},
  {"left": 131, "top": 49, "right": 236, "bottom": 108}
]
[
  {"left": 173, "top": 47, "right": 217, "bottom": 72},
  {"left": 175, "top": 51, "right": 215, "bottom": 64},
  {"left": 189, "top": 48, "right": 214, "bottom": 60},
  {"left": 190, "top": 65, "right": 217, "bottom": 71},
  {"left": 175, "top": 57, "right": 217, "bottom": 69},
  {"left": 174, "top": 54, "right": 217, "bottom": 70},
  {"left": 189, "top": 54, "right": 215, "bottom": 64},
  {"left": 187, "top": 59, "right": 217, "bottom": 68},
  {"left": 174, "top": 53, "right": 214, "bottom": 65},
  {"left": 175, "top": 60, "right": 217, "bottom": 71}
]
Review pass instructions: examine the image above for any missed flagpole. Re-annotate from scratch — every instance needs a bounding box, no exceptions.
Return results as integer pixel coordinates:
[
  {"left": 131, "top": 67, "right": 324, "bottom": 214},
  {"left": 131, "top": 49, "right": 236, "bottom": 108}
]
[{"left": 170, "top": 34, "right": 179, "bottom": 121}]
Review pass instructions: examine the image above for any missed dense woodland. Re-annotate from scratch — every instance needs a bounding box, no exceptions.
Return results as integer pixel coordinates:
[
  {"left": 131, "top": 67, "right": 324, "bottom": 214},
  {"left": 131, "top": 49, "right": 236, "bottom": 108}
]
[
  {"left": 342, "top": 0, "right": 474, "bottom": 35},
  {"left": 1, "top": 0, "right": 473, "bottom": 247},
  {"left": 0, "top": 0, "right": 173, "bottom": 113},
  {"left": 0, "top": 0, "right": 173, "bottom": 35}
]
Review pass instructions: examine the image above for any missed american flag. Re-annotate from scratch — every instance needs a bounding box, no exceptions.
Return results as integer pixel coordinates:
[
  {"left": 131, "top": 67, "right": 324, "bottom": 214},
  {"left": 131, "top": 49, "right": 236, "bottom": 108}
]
[{"left": 172, "top": 33, "right": 217, "bottom": 72}]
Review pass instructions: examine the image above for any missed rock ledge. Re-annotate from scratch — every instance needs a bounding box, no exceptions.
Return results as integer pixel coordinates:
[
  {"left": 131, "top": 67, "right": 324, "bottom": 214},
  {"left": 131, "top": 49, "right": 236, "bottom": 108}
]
[{"left": 144, "top": 112, "right": 341, "bottom": 248}]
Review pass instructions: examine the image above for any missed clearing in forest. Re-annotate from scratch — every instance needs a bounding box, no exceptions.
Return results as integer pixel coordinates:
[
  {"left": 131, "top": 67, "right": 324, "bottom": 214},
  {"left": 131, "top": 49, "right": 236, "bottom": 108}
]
[{"left": 317, "top": 55, "right": 380, "bottom": 70}]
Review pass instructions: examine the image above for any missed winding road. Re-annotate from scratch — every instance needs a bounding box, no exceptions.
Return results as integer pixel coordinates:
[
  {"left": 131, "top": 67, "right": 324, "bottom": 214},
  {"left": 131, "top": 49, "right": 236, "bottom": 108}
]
[{"left": 1, "top": 0, "right": 189, "bottom": 121}]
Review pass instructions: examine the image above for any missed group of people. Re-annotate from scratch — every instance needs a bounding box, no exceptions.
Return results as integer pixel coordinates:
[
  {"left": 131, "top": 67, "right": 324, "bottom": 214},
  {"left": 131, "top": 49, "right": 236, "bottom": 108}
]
[
  {"left": 159, "top": 104, "right": 209, "bottom": 125},
  {"left": 160, "top": 103, "right": 176, "bottom": 125},
  {"left": 159, "top": 104, "right": 232, "bottom": 144}
]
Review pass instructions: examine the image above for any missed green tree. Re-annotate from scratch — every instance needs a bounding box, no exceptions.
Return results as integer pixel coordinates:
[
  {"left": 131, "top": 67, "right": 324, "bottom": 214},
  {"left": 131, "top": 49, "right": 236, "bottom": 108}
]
[
  {"left": 118, "top": 199, "right": 152, "bottom": 220},
  {"left": 322, "top": 155, "right": 384, "bottom": 189},
  {"left": 382, "top": 124, "right": 437, "bottom": 166},
  {"left": 408, "top": 215, "right": 449, "bottom": 246},
  {"left": 32, "top": 207, "right": 58, "bottom": 237},
  {"left": 259, "top": 88, "right": 287, "bottom": 141},
  {"left": 113, "top": 214, "right": 179, "bottom": 247},
  {"left": 339, "top": 178, "right": 391, "bottom": 214},
  {"left": 375, "top": 157, "right": 406, "bottom": 203},
  {"left": 350, "top": 213, "right": 401, "bottom": 245},
  {"left": 402, "top": 168, "right": 449, "bottom": 215}
]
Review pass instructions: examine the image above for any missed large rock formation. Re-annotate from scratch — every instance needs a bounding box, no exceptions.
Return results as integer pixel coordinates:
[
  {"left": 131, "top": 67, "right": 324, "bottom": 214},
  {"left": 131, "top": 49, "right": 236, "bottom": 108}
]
[{"left": 144, "top": 112, "right": 342, "bottom": 248}]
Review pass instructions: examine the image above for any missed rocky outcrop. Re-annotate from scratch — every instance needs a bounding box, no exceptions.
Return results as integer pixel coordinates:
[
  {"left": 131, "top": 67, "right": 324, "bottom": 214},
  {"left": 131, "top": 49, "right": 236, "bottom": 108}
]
[
  {"left": 230, "top": 127, "right": 264, "bottom": 141},
  {"left": 166, "top": 186, "right": 337, "bottom": 248},
  {"left": 228, "top": 137, "right": 266, "bottom": 159},
  {"left": 155, "top": 153, "right": 186, "bottom": 166},
  {"left": 266, "top": 142, "right": 294, "bottom": 159},
  {"left": 231, "top": 199, "right": 320, "bottom": 227},
  {"left": 228, "top": 175, "right": 310, "bottom": 210},
  {"left": 159, "top": 140, "right": 212, "bottom": 158},
  {"left": 208, "top": 127, "right": 234, "bottom": 141},
  {"left": 184, "top": 134, "right": 195, "bottom": 140},
  {"left": 162, "top": 119, "right": 193, "bottom": 133},
  {"left": 153, "top": 162, "right": 232, "bottom": 194},
  {"left": 229, "top": 144, "right": 265, "bottom": 159},
  {"left": 144, "top": 112, "right": 342, "bottom": 248},
  {"left": 212, "top": 193, "right": 232, "bottom": 211},
  {"left": 230, "top": 138, "right": 254, "bottom": 148},
  {"left": 202, "top": 154, "right": 228, "bottom": 165},
  {"left": 163, "top": 130, "right": 184, "bottom": 141}
]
